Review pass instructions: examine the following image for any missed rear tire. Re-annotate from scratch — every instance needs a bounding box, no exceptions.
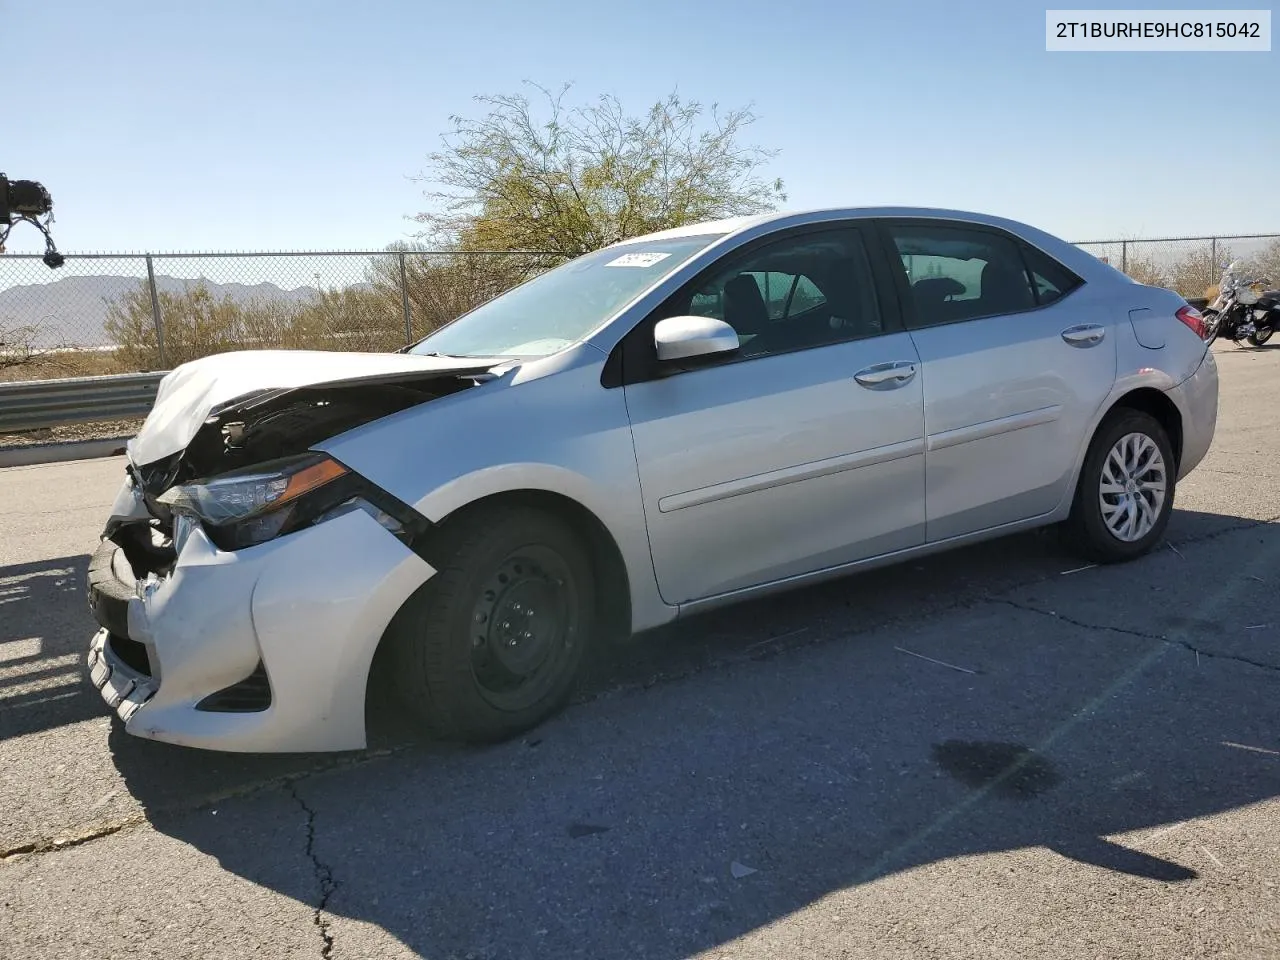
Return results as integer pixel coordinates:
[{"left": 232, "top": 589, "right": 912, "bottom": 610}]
[
  {"left": 1248, "top": 326, "right": 1274, "bottom": 346},
  {"left": 1064, "top": 409, "right": 1176, "bottom": 563},
  {"left": 388, "top": 505, "right": 595, "bottom": 743}
]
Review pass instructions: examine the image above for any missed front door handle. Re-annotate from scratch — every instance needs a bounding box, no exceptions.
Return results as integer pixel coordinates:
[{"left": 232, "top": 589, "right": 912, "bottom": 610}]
[
  {"left": 1061, "top": 324, "right": 1106, "bottom": 347},
  {"left": 854, "top": 360, "right": 917, "bottom": 389}
]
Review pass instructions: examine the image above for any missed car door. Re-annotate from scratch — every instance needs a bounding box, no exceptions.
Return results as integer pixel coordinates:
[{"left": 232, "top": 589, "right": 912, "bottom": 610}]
[
  {"left": 877, "top": 219, "right": 1117, "bottom": 542},
  {"left": 618, "top": 225, "right": 927, "bottom": 605}
]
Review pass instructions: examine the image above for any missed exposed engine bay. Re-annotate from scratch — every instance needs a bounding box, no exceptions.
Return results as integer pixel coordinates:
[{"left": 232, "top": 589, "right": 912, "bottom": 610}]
[
  {"left": 132, "top": 371, "right": 490, "bottom": 498},
  {"left": 109, "top": 368, "right": 496, "bottom": 576}
]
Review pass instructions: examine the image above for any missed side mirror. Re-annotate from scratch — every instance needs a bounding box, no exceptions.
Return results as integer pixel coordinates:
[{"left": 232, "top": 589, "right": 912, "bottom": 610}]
[{"left": 654, "top": 315, "right": 739, "bottom": 362}]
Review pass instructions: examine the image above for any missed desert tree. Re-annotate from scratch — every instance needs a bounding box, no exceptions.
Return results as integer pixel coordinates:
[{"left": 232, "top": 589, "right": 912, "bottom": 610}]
[
  {"left": 413, "top": 83, "right": 786, "bottom": 266},
  {"left": 1246, "top": 237, "right": 1280, "bottom": 286},
  {"left": 0, "top": 321, "right": 45, "bottom": 373},
  {"left": 1168, "top": 242, "right": 1229, "bottom": 299}
]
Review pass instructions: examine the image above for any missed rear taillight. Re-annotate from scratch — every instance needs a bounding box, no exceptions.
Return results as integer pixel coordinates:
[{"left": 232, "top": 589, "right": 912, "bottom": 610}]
[{"left": 1176, "top": 305, "right": 1207, "bottom": 339}]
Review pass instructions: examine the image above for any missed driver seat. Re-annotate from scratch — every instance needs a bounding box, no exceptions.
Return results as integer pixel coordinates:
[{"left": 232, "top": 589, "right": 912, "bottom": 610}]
[{"left": 723, "top": 275, "right": 770, "bottom": 337}]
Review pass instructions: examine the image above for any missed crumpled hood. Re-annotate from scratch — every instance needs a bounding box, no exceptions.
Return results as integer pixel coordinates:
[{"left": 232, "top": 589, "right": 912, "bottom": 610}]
[{"left": 127, "top": 349, "right": 500, "bottom": 466}]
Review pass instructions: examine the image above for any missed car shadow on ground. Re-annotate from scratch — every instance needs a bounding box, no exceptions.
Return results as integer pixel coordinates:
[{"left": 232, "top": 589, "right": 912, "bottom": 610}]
[
  {"left": 0, "top": 503, "right": 1253, "bottom": 753},
  {"left": 92, "top": 522, "right": 1078, "bottom": 806},
  {"left": 102, "top": 508, "right": 1280, "bottom": 958},
  {"left": 0, "top": 554, "right": 105, "bottom": 741}
]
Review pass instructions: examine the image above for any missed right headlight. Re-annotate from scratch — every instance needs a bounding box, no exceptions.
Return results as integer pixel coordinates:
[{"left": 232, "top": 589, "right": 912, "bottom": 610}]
[
  {"left": 157, "top": 451, "right": 427, "bottom": 553},
  {"left": 158, "top": 453, "right": 359, "bottom": 550}
]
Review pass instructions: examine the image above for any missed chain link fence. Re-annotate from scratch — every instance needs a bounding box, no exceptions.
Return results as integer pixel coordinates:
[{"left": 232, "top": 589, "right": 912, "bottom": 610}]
[
  {"left": 3, "top": 234, "right": 1278, "bottom": 384},
  {"left": 1074, "top": 234, "right": 1280, "bottom": 301},
  {"left": 0, "top": 249, "right": 554, "bottom": 383}
]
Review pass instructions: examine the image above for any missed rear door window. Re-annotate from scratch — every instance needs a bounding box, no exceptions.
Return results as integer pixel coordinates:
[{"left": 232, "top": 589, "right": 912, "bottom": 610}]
[{"left": 887, "top": 223, "right": 1038, "bottom": 327}]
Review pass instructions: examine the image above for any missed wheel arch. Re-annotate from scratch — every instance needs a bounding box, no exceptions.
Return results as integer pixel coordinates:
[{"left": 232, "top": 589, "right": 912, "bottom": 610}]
[
  {"left": 1107, "top": 386, "right": 1184, "bottom": 470},
  {"left": 424, "top": 488, "right": 634, "bottom": 647},
  {"left": 1060, "top": 386, "right": 1183, "bottom": 561},
  {"left": 362, "top": 486, "right": 638, "bottom": 732},
  {"left": 1060, "top": 382, "right": 1186, "bottom": 520}
]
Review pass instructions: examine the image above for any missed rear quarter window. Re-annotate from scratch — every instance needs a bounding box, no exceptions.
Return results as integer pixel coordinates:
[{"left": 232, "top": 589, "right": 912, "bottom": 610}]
[{"left": 1020, "top": 244, "right": 1084, "bottom": 306}]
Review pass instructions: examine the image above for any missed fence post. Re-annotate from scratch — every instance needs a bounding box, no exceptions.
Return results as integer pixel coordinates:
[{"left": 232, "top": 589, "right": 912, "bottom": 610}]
[
  {"left": 1211, "top": 237, "right": 1217, "bottom": 268},
  {"left": 145, "top": 254, "right": 167, "bottom": 368},
  {"left": 398, "top": 252, "right": 413, "bottom": 345},
  {"left": 1120, "top": 241, "right": 1128, "bottom": 274}
]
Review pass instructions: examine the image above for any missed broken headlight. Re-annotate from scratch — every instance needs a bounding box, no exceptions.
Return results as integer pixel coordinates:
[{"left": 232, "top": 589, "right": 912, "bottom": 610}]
[{"left": 158, "top": 453, "right": 352, "bottom": 550}]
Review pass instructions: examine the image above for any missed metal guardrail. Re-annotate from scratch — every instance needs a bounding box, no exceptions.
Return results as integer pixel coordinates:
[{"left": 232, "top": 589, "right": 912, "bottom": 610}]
[{"left": 0, "top": 371, "right": 166, "bottom": 434}]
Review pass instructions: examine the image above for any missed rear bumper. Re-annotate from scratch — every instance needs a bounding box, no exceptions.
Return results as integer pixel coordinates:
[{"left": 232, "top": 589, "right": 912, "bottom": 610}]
[
  {"left": 86, "top": 483, "right": 434, "bottom": 753},
  {"left": 1167, "top": 347, "right": 1218, "bottom": 480}
]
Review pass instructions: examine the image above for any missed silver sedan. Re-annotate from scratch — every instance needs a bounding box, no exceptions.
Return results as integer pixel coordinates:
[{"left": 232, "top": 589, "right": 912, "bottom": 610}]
[{"left": 86, "top": 207, "right": 1218, "bottom": 752}]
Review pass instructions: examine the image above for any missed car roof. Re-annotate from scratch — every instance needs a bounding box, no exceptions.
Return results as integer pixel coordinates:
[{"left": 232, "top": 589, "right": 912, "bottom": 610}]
[
  {"left": 613, "top": 206, "right": 1051, "bottom": 242},
  {"left": 611, "top": 206, "right": 1130, "bottom": 286},
  {"left": 611, "top": 215, "right": 777, "bottom": 242}
]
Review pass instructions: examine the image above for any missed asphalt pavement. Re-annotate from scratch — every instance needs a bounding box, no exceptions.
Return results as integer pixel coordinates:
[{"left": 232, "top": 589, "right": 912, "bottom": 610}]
[{"left": 1, "top": 343, "right": 1278, "bottom": 960}]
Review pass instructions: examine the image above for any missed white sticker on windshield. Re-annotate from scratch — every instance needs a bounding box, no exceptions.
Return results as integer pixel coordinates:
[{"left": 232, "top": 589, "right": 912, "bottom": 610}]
[{"left": 604, "top": 252, "right": 672, "bottom": 268}]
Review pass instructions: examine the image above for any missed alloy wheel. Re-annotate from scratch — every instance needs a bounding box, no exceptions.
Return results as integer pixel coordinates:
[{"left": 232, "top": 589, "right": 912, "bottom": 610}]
[{"left": 1098, "top": 432, "right": 1167, "bottom": 542}]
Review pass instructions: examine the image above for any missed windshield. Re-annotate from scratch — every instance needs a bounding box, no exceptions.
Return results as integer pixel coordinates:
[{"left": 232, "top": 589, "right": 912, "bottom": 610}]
[{"left": 408, "top": 235, "right": 724, "bottom": 359}]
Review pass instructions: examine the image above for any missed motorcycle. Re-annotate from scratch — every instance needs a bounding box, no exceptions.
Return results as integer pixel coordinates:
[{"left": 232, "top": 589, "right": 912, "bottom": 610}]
[{"left": 1202, "top": 260, "right": 1280, "bottom": 346}]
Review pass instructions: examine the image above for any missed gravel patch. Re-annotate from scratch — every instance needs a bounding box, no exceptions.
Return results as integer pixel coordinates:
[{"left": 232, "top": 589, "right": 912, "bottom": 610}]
[{"left": 0, "top": 418, "right": 144, "bottom": 449}]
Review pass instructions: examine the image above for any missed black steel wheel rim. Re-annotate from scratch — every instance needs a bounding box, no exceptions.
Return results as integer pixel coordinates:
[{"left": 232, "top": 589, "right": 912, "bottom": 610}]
[{"left": 468, "top": 545, "right": 578, "bottom": 711}]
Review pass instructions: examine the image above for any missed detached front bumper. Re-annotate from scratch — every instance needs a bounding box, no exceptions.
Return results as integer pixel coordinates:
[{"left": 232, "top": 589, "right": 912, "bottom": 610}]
[{"left": 87, "top": 477, "right": 434, "bottom": 753}]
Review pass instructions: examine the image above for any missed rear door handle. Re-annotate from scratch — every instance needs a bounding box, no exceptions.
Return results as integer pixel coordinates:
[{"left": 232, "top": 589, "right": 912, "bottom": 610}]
[
  {"left": 854, "top": 360, "right": 917, "bottom": 389},
  {"left": 1061, "top": 324, "right": 1106, "bottom": 347}
]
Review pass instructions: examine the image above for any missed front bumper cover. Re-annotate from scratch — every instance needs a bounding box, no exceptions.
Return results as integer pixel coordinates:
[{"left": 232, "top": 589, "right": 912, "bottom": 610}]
[
  {"left": 86, "top": 483, "right": 435, "bottom": 753},
  {"left": 88, "top": 628, "right": 158, "bottom": 723}
]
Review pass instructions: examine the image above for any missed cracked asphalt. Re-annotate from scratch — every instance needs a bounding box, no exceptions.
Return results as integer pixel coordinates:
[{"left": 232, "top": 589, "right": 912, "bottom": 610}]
[{"left": 2, "top": 342, "right": 1279, "bottom": 959}]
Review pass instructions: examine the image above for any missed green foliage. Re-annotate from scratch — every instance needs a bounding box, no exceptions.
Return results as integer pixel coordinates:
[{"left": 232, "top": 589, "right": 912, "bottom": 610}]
[
  {"left": 1246, "top": 237, "right": 1280, "bottom": 286},
  {"left": 0, "top": 321, "right": 44, "bottom": 372},
  {"left": 1167, "top": 242, "right": 1227, "bottom": 299},
  {"left": 1120, "top": 256, "right": 1167, "bottom": 288},
  {"left": 1119, "top": 242, "right": 1237, "bottom": 299},
  {"left": 414, "top": 83, "right": 785, "bottom": 264},
  {"left": 370, "top": 244, "right": 536, "bottom": 338},
  {"left": 99, "top": 245, "right": 535, "bottom": 367},
  {"left": 103, "top": 279, "right": 409, "bottom": 369}
]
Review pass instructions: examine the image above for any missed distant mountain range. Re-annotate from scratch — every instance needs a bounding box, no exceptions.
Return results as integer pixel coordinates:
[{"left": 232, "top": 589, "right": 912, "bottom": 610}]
[{"left": 0, "top": 275, "right": 322, "bottom": 348}]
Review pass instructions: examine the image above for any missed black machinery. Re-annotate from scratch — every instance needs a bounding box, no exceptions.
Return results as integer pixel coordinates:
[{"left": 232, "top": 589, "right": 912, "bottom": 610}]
[{"left": 0, "top": 173, "right": 63, "bottom": 268}]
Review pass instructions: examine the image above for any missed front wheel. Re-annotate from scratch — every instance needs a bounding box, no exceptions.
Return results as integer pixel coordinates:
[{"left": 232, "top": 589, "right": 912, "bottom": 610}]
[
  {"left": 388, "top": 504, "right": 596, "bottom": 743},
  {"left": 1064, "top": 409, "right": 1176, "bottom": 563},
  {"left": 1248, "top": 326, "right": 1274, "bottom": 346}
]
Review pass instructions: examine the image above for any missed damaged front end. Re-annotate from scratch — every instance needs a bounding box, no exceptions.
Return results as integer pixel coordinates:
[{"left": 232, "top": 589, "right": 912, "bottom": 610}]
[
  {"left": 126, "top": 377, "right": 477, "bottom": 548},
  {"left": 85, "top": 358, "right": 492, "bottom": 751},
  {"left": 112, "top": 367, "right": 499, "bottom": 559}
]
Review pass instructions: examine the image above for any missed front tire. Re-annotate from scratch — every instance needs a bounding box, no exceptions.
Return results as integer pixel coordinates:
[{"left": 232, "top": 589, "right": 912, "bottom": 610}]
[
  {"left": 1064, "top": 410, "right": 1176, "bottom": 563},
  {"left": 388, "top": 505, "right": 595, "bottom": 743}
]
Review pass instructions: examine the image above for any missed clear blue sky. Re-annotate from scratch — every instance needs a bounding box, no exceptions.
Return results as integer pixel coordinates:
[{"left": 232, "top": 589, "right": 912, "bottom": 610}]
[{"left": 7, "top": 0, "right": 1277, "bottom": 253}]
